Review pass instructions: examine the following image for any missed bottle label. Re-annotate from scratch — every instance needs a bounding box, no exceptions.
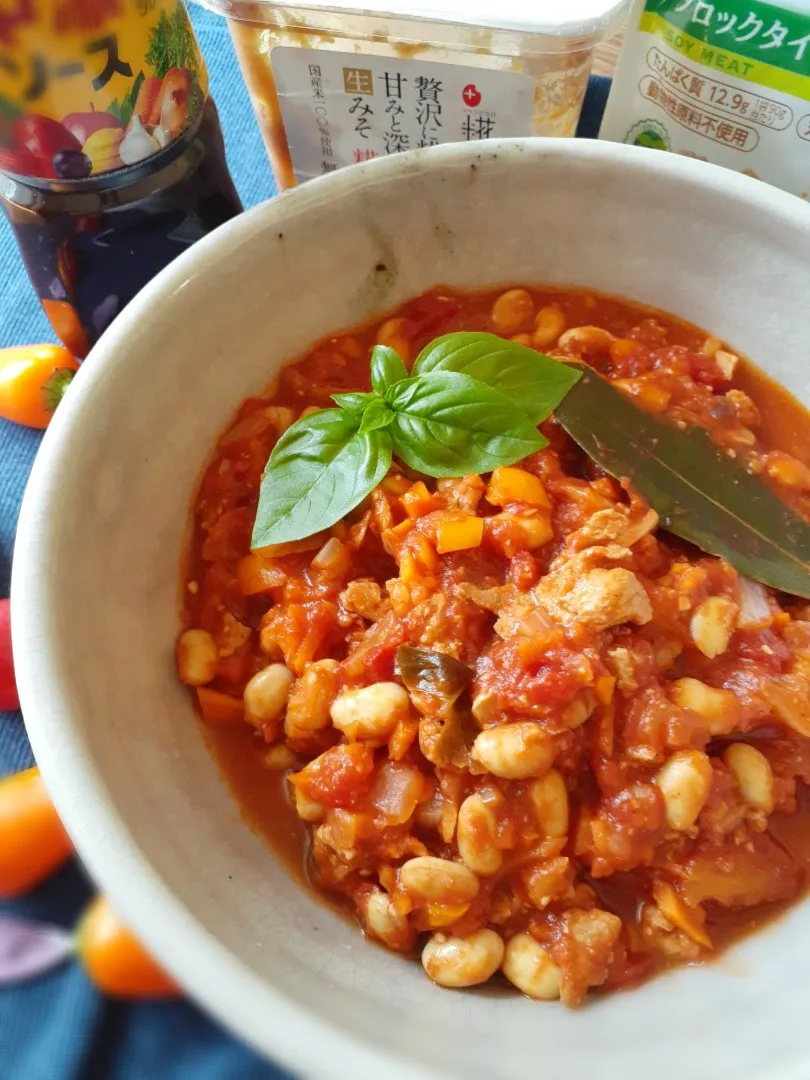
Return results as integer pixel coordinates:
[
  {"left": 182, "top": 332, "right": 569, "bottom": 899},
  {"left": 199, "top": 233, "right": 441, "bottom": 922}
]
[
  {"left": 0, "top": 0, "right": 208, "bottom": 180},
  {"left": 599, "top": 0, "right": 810, "bottom": 199},
  {"left": 269, "top": 46, "right": 534, "bottom": 184}
]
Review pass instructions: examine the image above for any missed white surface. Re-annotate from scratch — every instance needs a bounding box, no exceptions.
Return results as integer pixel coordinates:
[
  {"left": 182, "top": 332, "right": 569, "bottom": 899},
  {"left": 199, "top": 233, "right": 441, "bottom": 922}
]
[
  {"left": 199, "top": 0, "right": 631, "bottom": 39},
  {"left": 272, "top": 46, "right": 534, "bottom": 182},
  {"left": 12, "top": 139, "right": 810, "bottom": 1080},
  {"left": 599, "top": 0, "right": 810, "bottom": 199}
]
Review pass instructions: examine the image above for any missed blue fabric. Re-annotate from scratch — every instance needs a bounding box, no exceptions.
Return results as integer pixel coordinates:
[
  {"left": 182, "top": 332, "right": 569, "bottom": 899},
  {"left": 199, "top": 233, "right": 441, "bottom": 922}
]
[{"left": 0, "top": 1, "right": 610, "bottom": 1069}]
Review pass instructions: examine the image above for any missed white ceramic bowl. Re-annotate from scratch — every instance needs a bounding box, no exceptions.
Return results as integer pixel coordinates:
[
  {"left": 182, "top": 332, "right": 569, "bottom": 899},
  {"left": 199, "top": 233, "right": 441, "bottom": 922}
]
[{"left": 13, "top": 140, "right": 810, "bottom": 1080}]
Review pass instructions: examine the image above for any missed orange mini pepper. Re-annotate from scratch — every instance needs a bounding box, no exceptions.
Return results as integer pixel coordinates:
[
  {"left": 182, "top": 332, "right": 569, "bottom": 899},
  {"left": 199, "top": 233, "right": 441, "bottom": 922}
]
[
  {"left": 77, "top": 895, "right": 180, "bottom": 999},
  {"left": 0, "top": 767, "right": 73, "bottom": 898},
  {"left": 0, "top": 344, "right": 79, "bottom": 429}
]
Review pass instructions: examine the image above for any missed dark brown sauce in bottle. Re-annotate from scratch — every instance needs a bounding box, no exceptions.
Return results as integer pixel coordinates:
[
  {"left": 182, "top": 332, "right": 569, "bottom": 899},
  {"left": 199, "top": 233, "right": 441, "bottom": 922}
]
[{"left": 0, "top": 1, "right": 243, "bottom": 356}]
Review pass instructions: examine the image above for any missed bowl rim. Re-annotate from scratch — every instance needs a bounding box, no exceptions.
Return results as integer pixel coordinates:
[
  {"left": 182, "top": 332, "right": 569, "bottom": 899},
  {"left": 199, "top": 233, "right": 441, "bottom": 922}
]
[{"left": 12, "top": 137, "right": 810, "bottom": 1080}]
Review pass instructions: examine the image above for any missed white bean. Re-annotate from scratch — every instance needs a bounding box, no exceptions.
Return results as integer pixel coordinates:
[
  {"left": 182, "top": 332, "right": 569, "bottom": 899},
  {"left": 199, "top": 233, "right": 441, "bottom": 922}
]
[
  {"left": 670, "top": 677, "right": 739, "bottom": 735},
  {"left": 399, "top": 856, "right": 479, "bottom": 905},
  {"left": 723, "top": 743, "right": 774, "bottom": 813},
  {"left": 529, "top": 769, "right": 569, "bottom": 838},
  {"left": 471, "top": 723, "right": 555, "bottom": 780},
  {"left": 502, "top": 933, "right": 561, "bottom": 1000},
  {"left": 655, "top": 750, "right": 713, "bottom": 831},
  {"left": 176, "top": 629, "right": 217, "bottom": 686},
  {"left": 456, "top": 793, "right": 502, "bottom": 876},
  {"left": 558, "top": 325, "right": 614, "bottom": 353},
  {"left": 330, "top": 682, "right": 409, "bottom": 743},
  {"left": 532, "top": 304, "right": 566, "bottom": 349},
  {"left": 244, "top": 663, "right": 294, "bottom": 728},
  {"left": 422, "top": 929, "right": 504, "bottom": 988},
  {"left": 491, "top": 289, "right": 534, "bottom": 335},
  {"left": 363, "top": 888, "right": 411, "bottom": 949}
]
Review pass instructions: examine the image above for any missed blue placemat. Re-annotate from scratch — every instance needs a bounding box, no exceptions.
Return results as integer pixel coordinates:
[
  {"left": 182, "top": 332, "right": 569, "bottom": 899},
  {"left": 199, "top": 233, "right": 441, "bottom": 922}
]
[{"left": 0, "top": 4, "right": 609, "bottom": 1072}]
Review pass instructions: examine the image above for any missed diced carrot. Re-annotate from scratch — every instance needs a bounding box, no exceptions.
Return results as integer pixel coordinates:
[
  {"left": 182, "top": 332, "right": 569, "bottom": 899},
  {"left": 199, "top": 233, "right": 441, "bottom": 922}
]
[
  {"left": 612, "top": 378, "right": 671, "bottom": 414},
  {"left": 517, "top": 626, "right": 566, "bottom": 665},
  {"left": 236, "top": 553, "right": 284, "bottom": 595},
  {"left": 486, "top": 467, "right": 550, "bottom": 509},
  {"left": 401, "top": 481, "right": 437, "bottom": 518},
  {"left": 196, "top": 687, "right": 245, "bottom": 726},
  {"left": 434, "top": 513, "right": 484, "bottom": 554},
  {"left": 595, "top": 675, "right": 616, "bottom": 705}
]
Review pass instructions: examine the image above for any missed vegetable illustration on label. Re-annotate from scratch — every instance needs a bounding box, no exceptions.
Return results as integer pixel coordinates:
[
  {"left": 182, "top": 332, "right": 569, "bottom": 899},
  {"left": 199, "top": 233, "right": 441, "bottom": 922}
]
[{"left": 0, "top": 0, "right": 208, "bottom": 180}]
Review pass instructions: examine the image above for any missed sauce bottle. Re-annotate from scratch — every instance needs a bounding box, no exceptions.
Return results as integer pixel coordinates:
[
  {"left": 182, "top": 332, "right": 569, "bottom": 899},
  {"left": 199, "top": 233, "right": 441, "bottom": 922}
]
[{"left": 0, "top": 1, "right": 243, "bottom": 358}]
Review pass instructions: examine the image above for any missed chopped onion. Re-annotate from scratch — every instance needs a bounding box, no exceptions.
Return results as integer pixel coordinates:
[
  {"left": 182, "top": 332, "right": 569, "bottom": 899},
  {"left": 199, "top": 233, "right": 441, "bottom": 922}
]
[
  {"left": 737, "top": 576, "right": 772, "bottom": 629},
  {"left": 312, "top": 536, "right": 345, "bottom": 569},
  {"left": 369, "top": 762, "right": 427, "bottom": 825}
]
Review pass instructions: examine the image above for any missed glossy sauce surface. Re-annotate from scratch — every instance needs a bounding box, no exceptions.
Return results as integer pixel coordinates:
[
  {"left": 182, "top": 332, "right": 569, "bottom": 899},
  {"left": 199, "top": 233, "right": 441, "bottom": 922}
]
[{"left": 183, "top": 286, "right": 810, "bottom": 1001}]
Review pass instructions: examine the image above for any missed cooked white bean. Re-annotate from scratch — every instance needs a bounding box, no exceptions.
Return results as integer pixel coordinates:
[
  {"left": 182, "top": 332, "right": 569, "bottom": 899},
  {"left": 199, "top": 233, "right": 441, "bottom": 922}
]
[
  {"left": 529, "top": 769, "right": 569, "bottom": 838},
  {"left": 330, "top": 682, "right": 409, "bottom": 743},
  {"left": 655, "top": 750, "right": 713, "bottom": 831},
  {"left": 376, "top": 317, "right": 411, "bottom": 363},
  {"left": 723, "top": 743, "right": 774, "bottom": 813},
  {"left": 399, "top": 856, "right": 479, "bottom": 905},
  {"left": 176, "top": 629, "right": 217, "bottom": 686},
  {"left": 244, "top": 663, "right": 294, "bottom": 728},
  {"left": 690, "top": 596, "right": 738, "bottom": 658},
  {"left": 363, "top": 888, "right": 411, "bottom": 948},
  {"left": 457, "top": 793, "right": 502, "bottom": 876},
  {"left": 422, "top": 929, "right": 504, "bottom": 988},
  {"left": 558, "top": 325, "right": 614, "bottom": 353},
  {"left": 532, "top": 304, "right": 567, "bottom": 349},
  {"left": 471, "top": 723, "right": 555, "bottom": 780},
  {"left": 669, "top": 677, "right": 738, "bottom": 736},
  {"left": 491, "top": 289, "right": 534, "bottom": 335},
  {"left": 502, "top": 933, "right": 561, "bottom": 1000}
]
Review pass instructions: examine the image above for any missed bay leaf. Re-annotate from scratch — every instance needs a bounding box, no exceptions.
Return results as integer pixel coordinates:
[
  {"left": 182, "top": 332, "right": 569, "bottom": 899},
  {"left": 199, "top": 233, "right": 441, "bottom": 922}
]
[{"left": 554, "top": 362, "right": 810, "bottom": 599}]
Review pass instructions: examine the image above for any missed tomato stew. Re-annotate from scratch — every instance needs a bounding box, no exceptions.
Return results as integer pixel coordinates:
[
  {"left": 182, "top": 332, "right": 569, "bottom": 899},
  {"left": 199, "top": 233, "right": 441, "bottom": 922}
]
[{"left": 178, "top": 287, "right": 810, "bottom": 1004}]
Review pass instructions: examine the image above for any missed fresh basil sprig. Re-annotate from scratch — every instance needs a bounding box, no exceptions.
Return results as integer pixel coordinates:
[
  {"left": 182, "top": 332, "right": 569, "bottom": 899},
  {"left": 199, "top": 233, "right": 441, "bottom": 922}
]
[
  {"left": 251, "top": 332, "right": 580, "bottom": 549},
  {"left": 252, "top": 409, "right": 392, "bottom": 548},
  {"left": 412, "top": 332, "right": 580, "bottom": 425}
]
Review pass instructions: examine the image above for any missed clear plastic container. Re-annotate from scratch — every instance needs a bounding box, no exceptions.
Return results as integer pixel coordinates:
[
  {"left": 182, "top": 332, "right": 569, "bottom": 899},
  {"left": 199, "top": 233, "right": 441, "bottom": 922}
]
[{"left": 198, "top": 0, "right": 630, "bottom": 188}]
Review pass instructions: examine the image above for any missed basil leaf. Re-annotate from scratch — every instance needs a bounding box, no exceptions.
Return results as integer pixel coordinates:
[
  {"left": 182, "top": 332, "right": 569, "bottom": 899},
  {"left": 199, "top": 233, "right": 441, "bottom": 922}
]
[
  {"left": 555, "top": 363, "right": 810, "bottom": 599},
  {"left": 371, "top": 346, "right": 408, "bottom": 395},
  {"left": 358, "top": 397, "right": 395, "bottom": 435},
  {"left": 332, "top": 391, "right": 376, "bottom": 416},
  {"left": 387, "top": 371, "right": 546, "bottom": 478},
  {"left": 252, "top": 409, "right": 392, "bottom": 548},
  {"left": 412, "top": 332, "right": 580, "bottom": 424}
]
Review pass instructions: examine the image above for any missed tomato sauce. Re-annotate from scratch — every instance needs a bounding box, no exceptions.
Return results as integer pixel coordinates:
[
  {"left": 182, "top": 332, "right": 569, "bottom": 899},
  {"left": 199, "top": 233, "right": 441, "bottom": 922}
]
[{"left": 180, "top": 286, "right": 810, "bottom": 1004}]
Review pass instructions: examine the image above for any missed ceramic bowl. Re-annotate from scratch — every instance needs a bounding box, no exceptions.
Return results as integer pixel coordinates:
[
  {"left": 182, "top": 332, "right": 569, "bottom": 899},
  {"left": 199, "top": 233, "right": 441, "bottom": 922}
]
[{"left": 13, "top": 139, "right": 810, "bottom": 1080}]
